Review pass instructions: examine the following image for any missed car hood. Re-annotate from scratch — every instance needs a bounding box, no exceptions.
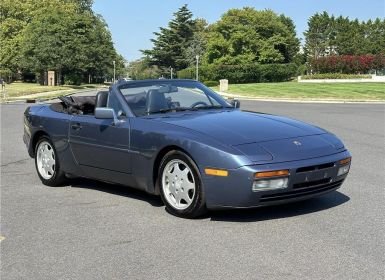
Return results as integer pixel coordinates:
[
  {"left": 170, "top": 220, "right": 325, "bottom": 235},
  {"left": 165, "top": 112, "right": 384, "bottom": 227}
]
[
  {"left": 150, "top": 110, "right": 326, "bottom": 145},
  {"left": 150, "top": 110, "right": 345, "bottom": 163}
]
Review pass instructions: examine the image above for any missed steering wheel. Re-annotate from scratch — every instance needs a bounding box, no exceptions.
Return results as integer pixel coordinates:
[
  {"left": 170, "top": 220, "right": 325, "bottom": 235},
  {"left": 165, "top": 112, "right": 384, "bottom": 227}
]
[{"left": 190, "top": 101, "right": 208, "bottom": 108}]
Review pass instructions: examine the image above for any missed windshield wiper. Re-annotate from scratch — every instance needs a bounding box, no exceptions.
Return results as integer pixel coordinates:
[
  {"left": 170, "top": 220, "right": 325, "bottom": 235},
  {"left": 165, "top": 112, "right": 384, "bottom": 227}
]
[
  {"left": 190, "top": 105, "right": 233, "bottom": 111},
  {"left": 148, "top": 105, "right": 233, "bottom": 115},
  {"left": 148, "top": 107, "right": 191, "bottom": 114}
]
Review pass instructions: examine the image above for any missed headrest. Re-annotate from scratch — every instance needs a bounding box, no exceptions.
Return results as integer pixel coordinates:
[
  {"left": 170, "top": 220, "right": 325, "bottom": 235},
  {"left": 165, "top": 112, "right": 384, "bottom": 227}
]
[{"left": 95, "top": 91, "right": 108, "bottom": 108}]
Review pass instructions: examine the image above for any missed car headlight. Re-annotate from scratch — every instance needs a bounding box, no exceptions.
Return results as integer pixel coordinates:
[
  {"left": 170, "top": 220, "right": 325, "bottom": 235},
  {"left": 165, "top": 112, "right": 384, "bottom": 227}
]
[
  {"left": 252, "top": 177, "right": 289, "bottom": 192},
  {"left": 337, "top": 165, "right": 350, "bottom": 176},
  {"left": 337, "top": 157, "right": 351, "bottom": 176},
  {"left": 252, "top": 169, "right": 289, "bottom": 192}
]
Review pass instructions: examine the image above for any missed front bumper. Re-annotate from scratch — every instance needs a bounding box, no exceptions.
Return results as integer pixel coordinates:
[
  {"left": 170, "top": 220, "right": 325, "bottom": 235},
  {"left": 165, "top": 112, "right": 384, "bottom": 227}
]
[{"left": 203, "top": 150, "right": 351, "bottom": 209}]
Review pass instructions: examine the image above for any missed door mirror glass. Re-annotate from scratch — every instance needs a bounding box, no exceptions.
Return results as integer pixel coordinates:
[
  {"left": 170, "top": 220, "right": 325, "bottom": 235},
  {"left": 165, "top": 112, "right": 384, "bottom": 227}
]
[
  {"left": 95, "top": 108, "right": 115, "bottom": 119},
  {"left": 95, "top": 108, "right": 121, "bottom": 125}
]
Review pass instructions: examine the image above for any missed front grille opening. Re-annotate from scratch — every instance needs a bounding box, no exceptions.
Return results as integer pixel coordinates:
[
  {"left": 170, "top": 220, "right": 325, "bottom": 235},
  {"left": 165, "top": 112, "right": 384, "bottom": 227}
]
[
  {"left": 293, "top": 178, "right": 331, "bottom": 189},
  {"left": 318, "top": 162, "right": 335, "bottom": 169},
  {"left": 296, "top": 162, "right": 335, "bottom": 173}
]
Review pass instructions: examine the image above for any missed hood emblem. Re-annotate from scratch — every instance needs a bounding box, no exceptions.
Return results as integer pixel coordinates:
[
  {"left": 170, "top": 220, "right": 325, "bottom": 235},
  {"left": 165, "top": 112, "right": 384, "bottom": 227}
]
[{"left": 293, "top": 140, "right": 302, "bottom": 146}]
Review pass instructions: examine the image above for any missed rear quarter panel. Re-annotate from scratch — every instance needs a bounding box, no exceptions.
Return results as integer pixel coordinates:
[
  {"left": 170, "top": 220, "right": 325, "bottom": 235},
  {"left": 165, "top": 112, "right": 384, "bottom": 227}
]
[{"left": 24, "top": 105, "right": 78, "bottom": 174}]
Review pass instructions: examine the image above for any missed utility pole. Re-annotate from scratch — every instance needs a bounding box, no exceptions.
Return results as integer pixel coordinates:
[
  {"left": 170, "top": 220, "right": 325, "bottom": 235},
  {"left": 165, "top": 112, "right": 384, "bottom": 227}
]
[
  {"left": 170, "top": 67, "right": 173, "bottom": 79},
  {"left": 113, "top": 60, "right": 116, "bottom": 82},
  {"left": 196, "top": 55, "right": 200, "bottom": 81}
]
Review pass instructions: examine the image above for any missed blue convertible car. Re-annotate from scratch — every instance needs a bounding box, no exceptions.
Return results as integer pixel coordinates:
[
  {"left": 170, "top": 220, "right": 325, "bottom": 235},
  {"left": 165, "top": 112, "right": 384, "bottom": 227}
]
[{"left": 24, "top": 79, "right": 351, "bottom": 218}]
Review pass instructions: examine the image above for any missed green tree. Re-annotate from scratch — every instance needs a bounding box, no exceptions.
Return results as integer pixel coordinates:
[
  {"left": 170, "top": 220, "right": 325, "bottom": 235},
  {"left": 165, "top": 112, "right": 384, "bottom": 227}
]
[
  {"left": 304, "top": 12, "right": 334, "bottom": 59},
  {"left": 128, "top": 58, "right": 161, "bottom": 80},
  {"left": 1, "top": 0, "right": 123, "bottom": 84},
  {"left": 204, "top": 8, "right": 300, "bottom": 65},
  {"left": 304, "top": 12, "right": 385, "bottom": 60},
  {"left": 332, "top": 17, "right": 367, "bottom": 55},
  {"left": 185, "top": 19, "right": 208, "bottom": 67},
  {"left": 22, "top": 2, "right": 90, "bottom": 84},
  {"left": 0, "top": 0, "right": 32, "bottom": 76},
  {"left": 365, "top": 18, "right": 385, "bottom": 55},
  {"left": 142, "top": 5, "right": 198, "bottom": 71}
]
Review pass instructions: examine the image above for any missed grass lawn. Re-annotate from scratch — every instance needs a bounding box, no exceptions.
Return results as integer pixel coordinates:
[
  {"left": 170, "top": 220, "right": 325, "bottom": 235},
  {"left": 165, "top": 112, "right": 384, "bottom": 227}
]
[
  {"left": 214, "top": 82, "right": 385, "bottom": 101},
  {"left": 3, "top": 82, "right": 104, "bottom": 99}
]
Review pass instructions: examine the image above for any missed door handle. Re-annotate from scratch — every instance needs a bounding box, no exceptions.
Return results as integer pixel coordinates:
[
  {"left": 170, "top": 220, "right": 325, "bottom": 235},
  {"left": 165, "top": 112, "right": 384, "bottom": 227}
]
[{"left": 71, "top": 123, "right": 82, "bottom": 130}]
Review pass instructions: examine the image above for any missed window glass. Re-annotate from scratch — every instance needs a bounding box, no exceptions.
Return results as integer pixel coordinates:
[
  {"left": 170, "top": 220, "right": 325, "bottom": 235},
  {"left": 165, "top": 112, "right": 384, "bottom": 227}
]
[
  {"left": 107, "top": 92, "right": 125, "bottom": 117},
  {"left": 119, "top": 81, "right": 229, "bottom": 116}
]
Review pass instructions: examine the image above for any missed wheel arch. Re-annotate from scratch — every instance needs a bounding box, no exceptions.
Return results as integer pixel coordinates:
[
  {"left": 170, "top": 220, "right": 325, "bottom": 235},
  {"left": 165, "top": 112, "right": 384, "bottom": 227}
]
[{"left": 30, "top": 130, "right": 50, "bottom": 157}]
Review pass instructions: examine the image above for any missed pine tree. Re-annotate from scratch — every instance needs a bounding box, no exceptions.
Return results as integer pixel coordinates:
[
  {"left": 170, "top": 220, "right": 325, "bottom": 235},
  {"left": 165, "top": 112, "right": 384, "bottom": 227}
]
[
  {"left": 142, "top": 5, "right": 197, "bottom": 71},
  {"left": 304, "top": 12, "right": 334, "bottom": 59}
]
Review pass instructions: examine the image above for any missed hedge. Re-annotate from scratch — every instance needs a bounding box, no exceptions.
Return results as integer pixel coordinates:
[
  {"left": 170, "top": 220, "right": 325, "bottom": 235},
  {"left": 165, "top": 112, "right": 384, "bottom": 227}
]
[
  {"left": 301, "top": 73, "right": 372, "bottom": 80},
  {"left": 203, "top": 80, "right": 219, "bottom": 87},
  {"left": 310, "top": 54, "right": 385, "bottom": 74},
  {"left": 178, "top": 63, "right": 297, "bottom": 83}
]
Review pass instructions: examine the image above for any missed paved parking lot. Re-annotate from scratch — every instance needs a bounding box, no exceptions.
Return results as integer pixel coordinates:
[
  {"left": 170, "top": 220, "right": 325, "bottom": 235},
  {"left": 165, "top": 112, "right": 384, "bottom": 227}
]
[{"left": 1, "top": 99, "right": 384, "bottom": 279}]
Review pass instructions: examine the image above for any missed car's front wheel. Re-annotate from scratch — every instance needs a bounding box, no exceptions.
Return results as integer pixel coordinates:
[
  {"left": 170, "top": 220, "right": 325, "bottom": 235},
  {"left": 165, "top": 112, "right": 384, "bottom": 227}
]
[
  {"left": 159, "top": 150, "right": 206, "bottom": 218},
  {"left": 35, "top": 136, "right": 66, "bottom": 186}
]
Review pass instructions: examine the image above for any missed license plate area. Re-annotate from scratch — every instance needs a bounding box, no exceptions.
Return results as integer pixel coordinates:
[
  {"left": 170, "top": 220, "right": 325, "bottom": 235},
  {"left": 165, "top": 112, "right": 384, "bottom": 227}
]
[{"left": 291, "top": 165, "right": 337, "bottom": 189}]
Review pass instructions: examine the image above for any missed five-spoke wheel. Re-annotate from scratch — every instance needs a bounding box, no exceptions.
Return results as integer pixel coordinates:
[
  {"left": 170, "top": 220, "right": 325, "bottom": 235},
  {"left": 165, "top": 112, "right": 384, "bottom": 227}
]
[
  {"left": 159, "top": 150, "right": 206, "bottom": 218},
  {"left": 36, "top": 141, "right": 56, "bottom": 179},
  {"left": 162, "top": 159, "right": 195, "bottom": 210},
  {"left": 34, "top": 136, "right": 65, "bottom": 186}
]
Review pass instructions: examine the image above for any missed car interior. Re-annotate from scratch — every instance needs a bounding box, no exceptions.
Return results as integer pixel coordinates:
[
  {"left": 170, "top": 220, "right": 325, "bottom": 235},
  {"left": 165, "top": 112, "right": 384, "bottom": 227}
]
[
  {"left": 50, "top": 91, "right": 108, "bottom": 115},
  {"left": 50, "top": 88, "right": 177, "bottom": 116}
]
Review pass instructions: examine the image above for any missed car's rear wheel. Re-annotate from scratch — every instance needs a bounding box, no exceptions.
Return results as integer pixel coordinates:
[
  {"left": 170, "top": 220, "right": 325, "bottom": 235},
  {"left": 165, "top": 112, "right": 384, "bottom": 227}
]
[
  {"left": 35, "top": 136, "right": 65, "bottom": 186},
  {"left": 159, "top": 150, "right": 206, "bottom": 218}
]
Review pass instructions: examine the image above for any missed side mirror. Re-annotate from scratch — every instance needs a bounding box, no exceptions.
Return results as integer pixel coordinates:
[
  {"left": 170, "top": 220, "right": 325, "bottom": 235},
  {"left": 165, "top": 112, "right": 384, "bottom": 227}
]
[
  {"left": 95, "top": 108, "right": 120, "bottom": 125},
  {"left": 230, "top": 99, "right": 240, "bottom": 108}
]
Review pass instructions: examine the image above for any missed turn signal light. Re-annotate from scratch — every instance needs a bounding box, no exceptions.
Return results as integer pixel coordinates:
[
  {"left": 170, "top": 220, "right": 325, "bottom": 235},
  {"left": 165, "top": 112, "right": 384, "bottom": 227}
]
[
  {"left": 339, "top": 157, "right": 351, "bottom": 165},
  {"left": 205, "top": 168, "right": 229, "bottom": 177},
  {"left": 255, "top": 169, "right": 289, "bottom": 178}
]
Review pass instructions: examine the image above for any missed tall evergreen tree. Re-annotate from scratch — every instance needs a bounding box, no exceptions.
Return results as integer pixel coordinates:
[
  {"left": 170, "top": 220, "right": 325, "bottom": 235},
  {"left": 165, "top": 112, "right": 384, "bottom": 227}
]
[
  {"left": 366, "top": 18, "right": 385, "bottom": 55},
  {"left": 142, "top": 5, "right": 197, "bottom": 70},
  {"left": 304, "top": 12, "right": 334, "bottom": 59},
  {"left": 304, "top": 11, "right": 385, "bottom": 60}
]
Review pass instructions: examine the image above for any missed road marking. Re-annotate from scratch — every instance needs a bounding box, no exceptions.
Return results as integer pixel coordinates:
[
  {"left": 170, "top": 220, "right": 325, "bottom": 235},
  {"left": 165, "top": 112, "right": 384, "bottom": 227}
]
[{"left": 0, "top": 235, "right": 5, "bottom": 242}]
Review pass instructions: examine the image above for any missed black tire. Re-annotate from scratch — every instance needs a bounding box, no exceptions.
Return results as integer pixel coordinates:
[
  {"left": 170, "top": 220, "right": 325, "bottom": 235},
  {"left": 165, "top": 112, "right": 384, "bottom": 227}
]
[
  {"left": 34, "top": 136, "right": 66, "bottom": 186},
  {"left": 158, "top": 150, "right": 206, "bottom": 218}
]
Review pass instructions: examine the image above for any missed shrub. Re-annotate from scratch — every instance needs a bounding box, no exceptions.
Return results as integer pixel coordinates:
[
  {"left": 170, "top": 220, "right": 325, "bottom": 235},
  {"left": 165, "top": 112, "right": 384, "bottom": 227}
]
[
  {"left": 297, "top": 64, "right": 308, "bottom": 76},
  {"left": 310, "top": 54, "right": 385, "bottom": 74},
  {"left": 177, "top": 68, "right": 195, "bottom": 79},
  {"left": 203, "top": 80, "right": 219, "bottom": 87},
  {"left": 301, "top": 73, "right": 372, "bottom": 80},
  {"left": 177, "top": 63, "right": 297, "bottom": 84},
  {"left": 64, "top": 73, "right": 82, "bottom": 85},
  {"left": 0, "top": 68, "right": 14, "bottom": 82}
]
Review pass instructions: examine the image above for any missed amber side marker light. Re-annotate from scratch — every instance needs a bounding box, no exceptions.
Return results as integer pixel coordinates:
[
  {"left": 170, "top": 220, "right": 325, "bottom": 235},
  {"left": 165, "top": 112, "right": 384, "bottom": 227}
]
[
  {"left": 255, "top": 169, "right": 289, "bottom": 179},
  {"left": 339, "top": 157, "right": 352, "bottom": 165},
  {"left": 205, "top": 168, "right": 229, "bottom": 177}
]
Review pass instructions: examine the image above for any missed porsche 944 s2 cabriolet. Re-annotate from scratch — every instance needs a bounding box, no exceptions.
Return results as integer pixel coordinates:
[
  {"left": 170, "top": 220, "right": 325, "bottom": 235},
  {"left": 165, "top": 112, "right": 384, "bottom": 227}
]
[{"left": 24, "top": 79, "right": 351, "bottom": 218}]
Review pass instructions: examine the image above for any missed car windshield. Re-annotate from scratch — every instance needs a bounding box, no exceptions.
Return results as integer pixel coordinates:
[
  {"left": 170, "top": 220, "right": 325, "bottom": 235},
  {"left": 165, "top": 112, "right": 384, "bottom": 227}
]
[{"left": 118, "top": 80, "right": 232, "bottom": 116}]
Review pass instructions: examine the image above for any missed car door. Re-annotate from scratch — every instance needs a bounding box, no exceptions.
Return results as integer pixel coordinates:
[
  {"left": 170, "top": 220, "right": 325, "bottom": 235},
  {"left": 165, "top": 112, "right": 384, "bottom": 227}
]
[{"left": 69, "top": 93, "right": 131, "bottom": 174}]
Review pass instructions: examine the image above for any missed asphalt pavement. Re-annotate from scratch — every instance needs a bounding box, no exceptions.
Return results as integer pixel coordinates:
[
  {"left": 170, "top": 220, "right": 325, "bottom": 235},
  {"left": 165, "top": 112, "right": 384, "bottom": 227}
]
[{"left": 1, "top": 97, "right": 384, "bottom": 279}]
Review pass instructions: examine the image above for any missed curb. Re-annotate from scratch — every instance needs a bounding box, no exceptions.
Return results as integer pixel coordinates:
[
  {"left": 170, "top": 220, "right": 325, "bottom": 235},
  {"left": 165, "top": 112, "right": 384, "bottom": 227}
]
[
  {"left": 217, "top": 92, "right": 385, "bottom": 104},
  {"left": 3, "top": 87, "right": 106, "bottom": 104}
]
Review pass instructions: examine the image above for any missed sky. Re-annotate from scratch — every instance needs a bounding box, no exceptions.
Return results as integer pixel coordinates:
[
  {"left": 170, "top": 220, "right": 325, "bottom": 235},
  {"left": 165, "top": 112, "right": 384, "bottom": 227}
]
[{"left": 92, "top": 0, "right": 385, "bottom": 62}]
